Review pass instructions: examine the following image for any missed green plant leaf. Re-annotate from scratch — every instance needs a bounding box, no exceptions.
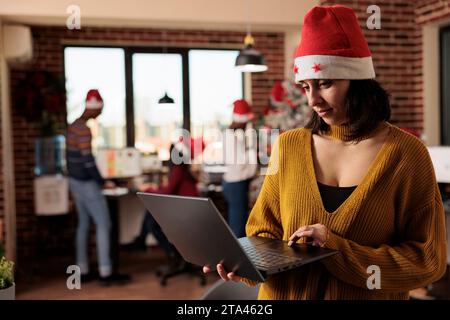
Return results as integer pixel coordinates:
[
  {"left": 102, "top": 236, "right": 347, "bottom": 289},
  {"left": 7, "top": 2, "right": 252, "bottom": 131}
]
[{"left": 0, "top": 257, "right": 14, "bottom": 290}]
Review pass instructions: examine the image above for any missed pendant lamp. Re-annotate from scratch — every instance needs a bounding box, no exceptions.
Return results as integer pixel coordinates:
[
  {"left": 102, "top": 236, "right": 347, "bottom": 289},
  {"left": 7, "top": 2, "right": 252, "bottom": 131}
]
[
  {"left": 159, "top": 30, "right": 175, "bottom": 104},
  {"left": 235, "top": 0, "right": 267, "bottom": 73},
  {"left": 235, "top": 34, "right": 268, "bottom": 72},
  {"left": 158, "top": 92, "right": 174, "bottom": 104}
]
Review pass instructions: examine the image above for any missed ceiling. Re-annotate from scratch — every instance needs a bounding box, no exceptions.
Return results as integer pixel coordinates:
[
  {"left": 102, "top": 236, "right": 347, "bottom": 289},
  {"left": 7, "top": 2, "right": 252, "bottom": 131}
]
[{"left": 0, "top": 0, "right": 318, "bottom": 31}]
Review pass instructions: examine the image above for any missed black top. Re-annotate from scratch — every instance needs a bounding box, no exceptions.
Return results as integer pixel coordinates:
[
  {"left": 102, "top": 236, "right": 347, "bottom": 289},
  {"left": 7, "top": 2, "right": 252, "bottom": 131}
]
[{"left": 317, "top": 181, "right": 357, "bottom": 213}]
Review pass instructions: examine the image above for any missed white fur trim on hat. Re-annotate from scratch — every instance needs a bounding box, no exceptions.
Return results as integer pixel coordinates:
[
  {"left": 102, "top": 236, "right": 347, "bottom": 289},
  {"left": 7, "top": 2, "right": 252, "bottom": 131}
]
[
  {"left": 86, "top": 99, "right": 103, "bottom": 109},
  {"left": 232, "top": 113, "right": 250, "bottom": 123},
  {"left": 294, "top": 55, "right": 375, "bottom": 83}
]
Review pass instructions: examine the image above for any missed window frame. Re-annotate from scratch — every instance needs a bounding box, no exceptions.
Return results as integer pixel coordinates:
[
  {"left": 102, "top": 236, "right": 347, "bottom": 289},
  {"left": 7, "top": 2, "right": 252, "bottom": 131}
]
[
  {"left": 63, "top": 44, "right": 245, "bottom": 148},
  {"left": 440, "top": 25, "right": 450, "bottom": 145}
]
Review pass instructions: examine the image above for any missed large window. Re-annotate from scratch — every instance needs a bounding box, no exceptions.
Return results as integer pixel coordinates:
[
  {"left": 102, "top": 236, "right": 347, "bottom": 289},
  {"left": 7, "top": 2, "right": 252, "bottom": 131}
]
[
  {"left": 64, "top": 47, "right": 126, "bottom": 149},
  {"left": 133, "top": 53, "right": 183, "bottom": 159},
  {"left": 189, "top": 50, "right": 242, "bottom": 134},
  {"left": 64, "top": 46, "right": 243, "bottom": 158},
  {"left": 189, "top": 50, "right": 243, "bottom": 159}
]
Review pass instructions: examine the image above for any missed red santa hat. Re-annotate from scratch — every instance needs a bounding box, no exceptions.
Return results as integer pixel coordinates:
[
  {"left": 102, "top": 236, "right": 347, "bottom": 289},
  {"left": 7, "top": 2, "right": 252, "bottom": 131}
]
[
  {"left": 270, "top": 81, "right": 286, "bottom": 108},
  {"left": 175, "top": 136, "right": 205, "bottom": 160},
  {"left": 294, "top": 5, "right": 375, "bottom": 83},
  {"left": 85, "top": 89, "right": 104, "bottom": 110},
  {"left": 232, "top": 99, "right": 254, "bottom": 123}
]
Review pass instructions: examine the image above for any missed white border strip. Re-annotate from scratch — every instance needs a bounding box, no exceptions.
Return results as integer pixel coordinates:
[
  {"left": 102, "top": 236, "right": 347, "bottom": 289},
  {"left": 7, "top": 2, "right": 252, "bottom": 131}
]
[
  {"left": 294, "top": 55, "right": 375, "bottom": 82},
  {"left": 232, "top": 113, "right": 250, "bottom": 123},
  {"left": 86, "top": 100, "right": 103, "bottom": 109}
]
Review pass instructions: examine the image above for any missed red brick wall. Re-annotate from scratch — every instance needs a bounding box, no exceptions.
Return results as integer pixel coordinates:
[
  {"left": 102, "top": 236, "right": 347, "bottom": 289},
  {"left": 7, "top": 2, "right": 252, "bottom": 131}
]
[
  {"left": 8, "top": 26, "right": 284, "bottom": 276},
  {"left": 415, "top": 0, "right": 450, "bottom": 24}
]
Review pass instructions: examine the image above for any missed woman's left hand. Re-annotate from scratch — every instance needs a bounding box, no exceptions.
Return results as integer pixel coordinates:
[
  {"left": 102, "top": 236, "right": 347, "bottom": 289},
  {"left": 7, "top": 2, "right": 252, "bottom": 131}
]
[
  {"left": 288, "top": 223, "right": 329, "bottom": 247},
  {"left": 138, "top": 182, "right": 158, "bottom": 192}
]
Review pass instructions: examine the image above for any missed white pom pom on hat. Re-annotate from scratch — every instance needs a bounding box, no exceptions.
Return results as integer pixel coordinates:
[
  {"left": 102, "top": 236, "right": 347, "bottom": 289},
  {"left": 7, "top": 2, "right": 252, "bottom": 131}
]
[{"left": 85, "top": 89, "right": 104, "bottom": 110}]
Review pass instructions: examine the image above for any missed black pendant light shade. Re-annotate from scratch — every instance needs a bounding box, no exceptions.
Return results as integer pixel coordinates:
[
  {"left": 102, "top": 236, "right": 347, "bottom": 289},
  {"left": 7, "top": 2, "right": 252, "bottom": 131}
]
[
  {"left": 235, "top": 34, "right": 268, "bottom": 73},
  {"left": 158, "top": 92, "right": 174, "bottom": 104},
  {"left": 158, "top": 30, "right": 175, "bottom": 105}
]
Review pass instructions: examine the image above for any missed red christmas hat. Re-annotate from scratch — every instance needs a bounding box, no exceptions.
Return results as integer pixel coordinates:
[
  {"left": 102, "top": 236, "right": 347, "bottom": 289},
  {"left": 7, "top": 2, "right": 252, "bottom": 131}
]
[
  {"left": 270, "top": 81, "right": 286, "bottom": 107},
  {"left": 294, "top": 5, "right": 375, "bottom": 83},
  {"left": 190, "top": 137, "right": 205, "bottom": 160},
  {"left": 175, "top": 136, "right": 205, "bottom": 160},
  {"left": 232, "top": 99, "right": 254, "bottom": 123},
  {"left": 85, "top": 89, "right": 104, "bottom": 109}
]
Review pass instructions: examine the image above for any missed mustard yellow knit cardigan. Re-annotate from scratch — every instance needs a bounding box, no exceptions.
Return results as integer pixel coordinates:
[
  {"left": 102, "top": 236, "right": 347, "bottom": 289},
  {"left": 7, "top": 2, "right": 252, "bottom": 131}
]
[{"left": 244, "top": 122, "right": 447, "bottom": 300}]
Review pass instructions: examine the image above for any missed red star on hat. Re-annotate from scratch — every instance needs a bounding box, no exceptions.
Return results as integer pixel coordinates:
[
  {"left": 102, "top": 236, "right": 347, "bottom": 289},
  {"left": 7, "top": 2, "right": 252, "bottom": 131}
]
[
  {"left": 293, "top": 65, "right": 299, "bottom": 74},
  {"left": 312, "top": 63, "right": 322, "bottom": 73}
]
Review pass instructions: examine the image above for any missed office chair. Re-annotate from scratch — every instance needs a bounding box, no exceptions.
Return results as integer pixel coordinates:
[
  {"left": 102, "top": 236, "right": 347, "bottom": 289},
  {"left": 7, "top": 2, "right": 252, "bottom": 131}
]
[
  {"left": 200, "top": 279, "right": 261, "bottom": 300},
  {"left": 155, "top": 251, "right": 207, "bottom": 286}
]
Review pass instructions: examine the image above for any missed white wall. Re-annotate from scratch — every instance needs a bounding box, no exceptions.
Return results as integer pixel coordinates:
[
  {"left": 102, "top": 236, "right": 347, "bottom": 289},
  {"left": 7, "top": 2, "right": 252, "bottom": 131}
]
[
  {"left": 423, "top": 24, "right": 440, "bottom": 146},
  {"left": 0, "top": 19, "right": 17, "bottom": 262}
]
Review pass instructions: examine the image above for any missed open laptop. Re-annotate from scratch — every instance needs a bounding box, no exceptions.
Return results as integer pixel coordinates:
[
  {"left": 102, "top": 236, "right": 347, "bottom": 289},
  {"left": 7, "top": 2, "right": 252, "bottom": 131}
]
[{"left": 137, "top": 192, "right": 338, "bottom": 282}]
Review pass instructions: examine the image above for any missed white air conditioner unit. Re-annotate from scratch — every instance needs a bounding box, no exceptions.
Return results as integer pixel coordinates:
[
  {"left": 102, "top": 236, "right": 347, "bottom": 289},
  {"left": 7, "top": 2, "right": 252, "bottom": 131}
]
[{"left": 3, "top": 25, "right": 33, "bottom": 64}]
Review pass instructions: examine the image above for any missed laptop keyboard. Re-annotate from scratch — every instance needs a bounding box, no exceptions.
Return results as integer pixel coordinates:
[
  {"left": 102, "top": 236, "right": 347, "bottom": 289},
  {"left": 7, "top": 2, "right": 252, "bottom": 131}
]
[{"left": 241, "top": 243, "right": 302, "bottom": 268}]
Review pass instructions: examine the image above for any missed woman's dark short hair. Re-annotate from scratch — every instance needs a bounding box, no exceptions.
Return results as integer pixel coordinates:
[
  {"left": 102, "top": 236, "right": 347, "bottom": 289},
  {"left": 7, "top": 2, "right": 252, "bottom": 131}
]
[{"left": 304, "top": 79, "right": 391, "bottom": 141}]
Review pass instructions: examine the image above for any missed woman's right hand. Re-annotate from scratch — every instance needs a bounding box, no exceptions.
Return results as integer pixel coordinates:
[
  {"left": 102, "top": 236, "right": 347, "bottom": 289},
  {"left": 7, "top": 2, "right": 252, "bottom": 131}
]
[{"left": 203, "top": 264, "right": 242, "bottom": 282}]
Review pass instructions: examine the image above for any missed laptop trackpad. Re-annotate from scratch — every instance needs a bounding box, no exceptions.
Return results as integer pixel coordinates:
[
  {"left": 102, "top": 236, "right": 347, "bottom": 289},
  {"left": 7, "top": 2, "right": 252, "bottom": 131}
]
[{"left": 240, "top": 236, "right": 337, "bottom": 259}]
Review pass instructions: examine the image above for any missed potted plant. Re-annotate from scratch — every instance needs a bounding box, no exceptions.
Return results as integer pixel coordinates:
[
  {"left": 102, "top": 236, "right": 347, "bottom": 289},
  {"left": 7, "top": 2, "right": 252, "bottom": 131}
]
[
  {"left": 0, "top": 224, "right": 14, "bottom": 300},
  {"left": 0, "top": 251, "right": 15, "bottom": 300}
]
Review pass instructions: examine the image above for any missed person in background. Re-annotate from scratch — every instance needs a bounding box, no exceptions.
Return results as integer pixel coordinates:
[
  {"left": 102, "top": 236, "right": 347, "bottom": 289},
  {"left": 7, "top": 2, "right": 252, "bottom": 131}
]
[
  {"left": 67, "top": 89, "right": 130, "bottom": 286},
  {"left": 222, "top": 99, "right": 258, "bottom": 238},
  {"left": 127, "top": 143, "right": 198, "bottom": 269}
]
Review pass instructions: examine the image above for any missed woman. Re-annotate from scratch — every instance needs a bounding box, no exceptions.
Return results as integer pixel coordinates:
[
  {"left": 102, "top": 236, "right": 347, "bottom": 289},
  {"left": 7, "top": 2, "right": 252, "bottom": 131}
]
[
  {"left": 204, "top": 5, "right": 447, "bottom": 300},
  {"left": 129, "top": 143, "right": 198, "bottom": 264}
]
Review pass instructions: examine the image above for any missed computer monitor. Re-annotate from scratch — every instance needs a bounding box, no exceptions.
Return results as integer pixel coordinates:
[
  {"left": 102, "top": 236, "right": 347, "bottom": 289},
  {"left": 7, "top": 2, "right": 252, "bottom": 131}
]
[{"left": 96, "top": 147, "right": 142, "bottom": 178}]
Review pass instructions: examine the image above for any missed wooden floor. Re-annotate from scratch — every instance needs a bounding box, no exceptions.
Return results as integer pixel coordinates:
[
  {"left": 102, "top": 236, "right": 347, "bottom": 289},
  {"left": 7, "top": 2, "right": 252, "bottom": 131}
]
[
  {"left": 16, "top": 247, "right": 220, "bottom": 300},
  {"left": 15, "top": 247, "right": 450, "bottom": 300}
]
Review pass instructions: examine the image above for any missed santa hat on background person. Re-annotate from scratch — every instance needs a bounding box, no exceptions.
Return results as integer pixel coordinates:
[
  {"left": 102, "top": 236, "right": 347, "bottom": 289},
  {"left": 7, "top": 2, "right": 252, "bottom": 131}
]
[
  {"left": 232, "top": 99, "right": 254, "bottom": 123},
  {"left": 174, "top": 136, "right": 205, "bottom": 161},
  {"left": 270, "top": 81, "right": 286, "bottom": 108},
  {"left": 293, "top": 5, "right": 375, "bottom": 83},
  {"left": 85, "top": 89, "right": 104, "bottom": 109}
]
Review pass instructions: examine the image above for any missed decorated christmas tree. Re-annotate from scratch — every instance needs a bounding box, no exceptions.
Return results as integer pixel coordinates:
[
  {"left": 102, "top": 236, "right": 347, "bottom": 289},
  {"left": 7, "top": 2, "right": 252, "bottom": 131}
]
[
  {"left": 254, "top": 79, "right": 312, "bottom": 166},
  {"left": 257, "top": 79, "right": 312, "bottom": 132},
  {"left": 249, "top": 80, "right": 312, "bottom": 207}
]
